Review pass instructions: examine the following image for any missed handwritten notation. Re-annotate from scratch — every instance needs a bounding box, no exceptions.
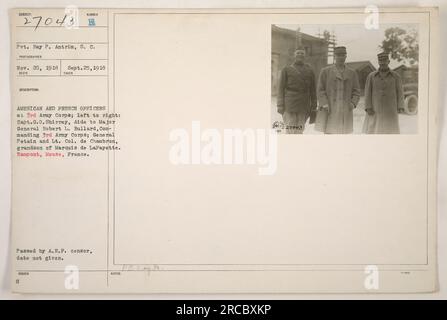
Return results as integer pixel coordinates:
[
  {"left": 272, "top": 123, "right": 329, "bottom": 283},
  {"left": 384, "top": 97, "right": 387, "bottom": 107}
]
[{"left": 20, "top": 14, "right": 76, "bottom": 31}]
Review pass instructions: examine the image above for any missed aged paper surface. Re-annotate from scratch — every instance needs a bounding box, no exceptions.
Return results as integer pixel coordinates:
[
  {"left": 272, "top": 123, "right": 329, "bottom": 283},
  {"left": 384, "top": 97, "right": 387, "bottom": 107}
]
[{"left": 10, "top": 7, "right": 438, "bottom": 293}]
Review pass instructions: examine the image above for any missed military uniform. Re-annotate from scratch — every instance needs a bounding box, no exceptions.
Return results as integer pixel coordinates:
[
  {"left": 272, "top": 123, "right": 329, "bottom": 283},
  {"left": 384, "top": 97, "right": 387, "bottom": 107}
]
[
  {"left": 316, "top": 46, "right": 361, "bottom": 134},
  {"left": 362, "top": 53, "right": 405, "bottom": 134},
  {"left": 277, "top": 62, "right": 317, "bottom": 134},
  {"left": 317, "top": 65, "right": 360, "bottom": 134}
]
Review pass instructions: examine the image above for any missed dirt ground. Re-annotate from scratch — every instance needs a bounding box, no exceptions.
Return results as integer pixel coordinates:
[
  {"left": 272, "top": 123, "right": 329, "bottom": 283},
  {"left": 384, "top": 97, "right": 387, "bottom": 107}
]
[{"left": 271, "top": 96, "right": 418, "bottom": 134}]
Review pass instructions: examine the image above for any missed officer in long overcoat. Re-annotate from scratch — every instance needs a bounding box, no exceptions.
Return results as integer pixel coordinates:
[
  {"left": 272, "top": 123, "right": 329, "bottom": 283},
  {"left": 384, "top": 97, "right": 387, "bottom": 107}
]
[
  {"left": 317, "top": 46, "right": 361, "bottom": 134},
  {"left": 362, "top": 52, "right": 405, "bottom": 134}
]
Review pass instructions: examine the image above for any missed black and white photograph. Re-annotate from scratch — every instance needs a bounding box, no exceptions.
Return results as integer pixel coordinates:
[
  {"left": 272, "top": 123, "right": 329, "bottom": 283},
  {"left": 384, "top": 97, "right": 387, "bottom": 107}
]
[
  {"left": 271, "top": 24, "right": 419, "bottom": 134},
  {"left": 2, "top": 4, "right": 443, "bottom": 298}
]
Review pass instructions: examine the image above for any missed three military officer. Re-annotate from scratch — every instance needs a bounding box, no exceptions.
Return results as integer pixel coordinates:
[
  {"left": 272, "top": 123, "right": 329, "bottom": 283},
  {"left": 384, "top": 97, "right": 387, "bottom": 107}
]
[{"left": 277, "top": 46, "right": 405, "bottom": 134}]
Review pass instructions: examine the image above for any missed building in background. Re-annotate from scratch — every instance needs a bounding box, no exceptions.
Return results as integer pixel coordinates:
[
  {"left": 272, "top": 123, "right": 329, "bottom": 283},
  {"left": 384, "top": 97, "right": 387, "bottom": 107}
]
[
  {"left": 393, "top": 64, "right": 419, "bottom": 84},
  {"left": 271, "top": 25, "right": 329, "bottom": 96},
  {"left": 345, "top": 61, "right": 377, "bottom": 95}
]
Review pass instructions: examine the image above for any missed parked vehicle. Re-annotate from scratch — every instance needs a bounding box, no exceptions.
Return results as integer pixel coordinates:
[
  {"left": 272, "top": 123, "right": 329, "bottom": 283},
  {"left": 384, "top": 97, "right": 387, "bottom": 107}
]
[{"left": 394, "top": 65, "right": 418, "bottom": 115}]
